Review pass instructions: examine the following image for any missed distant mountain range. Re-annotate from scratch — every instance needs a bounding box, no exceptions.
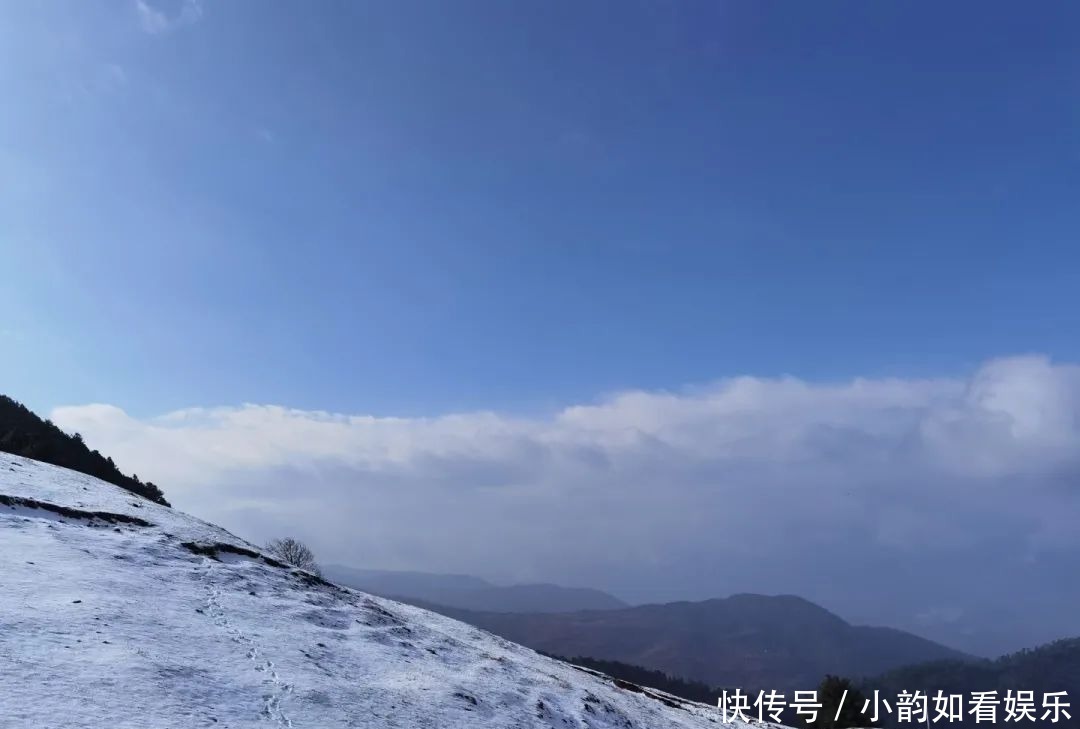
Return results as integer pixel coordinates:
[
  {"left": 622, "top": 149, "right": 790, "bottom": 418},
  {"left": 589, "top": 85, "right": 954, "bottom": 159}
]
[
  {"left": 843, "top": 593, "right": 1079, "bottom": 659},
  {"left": 322, "top": 564, "right": 628, "bottom": 613},
  {"left": 324, "top": 565, "right": 970, "bottom": 691},
  {"left": 397, "top": 592, "right": 971, "bottom": 691}
]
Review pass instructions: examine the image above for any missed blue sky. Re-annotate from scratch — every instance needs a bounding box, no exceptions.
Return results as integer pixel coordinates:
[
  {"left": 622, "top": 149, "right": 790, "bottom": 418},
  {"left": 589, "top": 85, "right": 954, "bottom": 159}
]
[
  {"left": 4, "top": 0, "right": 1079, "bottom": 417},
  {"left": 4, "top": 2, "right": 1080, "bottom": 656}
]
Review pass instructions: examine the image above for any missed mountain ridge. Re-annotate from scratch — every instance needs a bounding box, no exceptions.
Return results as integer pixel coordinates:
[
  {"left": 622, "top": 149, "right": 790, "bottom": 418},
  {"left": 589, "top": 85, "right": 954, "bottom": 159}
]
[
  {"left": 393, "top": 592, "right": 970, "bottom": 692},
  {"left": 323, "top": 563, "right": 628, "bottom": 613}
]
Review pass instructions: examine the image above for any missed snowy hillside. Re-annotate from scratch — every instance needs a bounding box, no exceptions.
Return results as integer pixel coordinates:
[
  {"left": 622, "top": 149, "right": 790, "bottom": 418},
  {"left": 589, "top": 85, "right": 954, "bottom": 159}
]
[{"left": 0, "top": 454, "right": 774, "bottom": 729}]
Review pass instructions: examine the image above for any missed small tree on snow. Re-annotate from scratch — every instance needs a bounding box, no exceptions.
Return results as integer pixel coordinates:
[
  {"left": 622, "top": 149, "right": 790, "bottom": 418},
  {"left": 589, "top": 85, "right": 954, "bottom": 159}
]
[{"left": 266, "top": 537, "right": 321, "bottom": 576}]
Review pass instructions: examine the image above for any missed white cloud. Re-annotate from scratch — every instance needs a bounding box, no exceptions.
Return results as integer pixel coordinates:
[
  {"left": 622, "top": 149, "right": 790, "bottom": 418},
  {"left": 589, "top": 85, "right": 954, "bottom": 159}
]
[
  {"left": 51, "top": 355, "right": 1080, "bottom": 634},
  {"left": 135, "top": 0, "right": 203, "bottom": 34}
]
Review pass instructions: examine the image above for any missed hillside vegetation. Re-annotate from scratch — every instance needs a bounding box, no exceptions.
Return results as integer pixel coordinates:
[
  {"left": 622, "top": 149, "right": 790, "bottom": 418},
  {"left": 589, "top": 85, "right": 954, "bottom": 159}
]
[
  {"left": 0, "top": 395, "right": 167, "bottom": 505},
  {"left": 871, "top": 637, "right": 1080, "bottom": 728}
]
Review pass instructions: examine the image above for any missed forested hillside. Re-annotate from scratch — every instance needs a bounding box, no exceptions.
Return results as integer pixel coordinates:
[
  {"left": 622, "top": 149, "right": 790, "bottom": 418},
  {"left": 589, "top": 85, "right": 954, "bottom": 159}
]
[
  {"left": 0, "top": 395, "right": 167, "bottom": 505},
  {"left": 871, "top": 637, "right": 1080, "bottom": 728},
  {"left": 546, "top": 654, "right": 719, "bottom": 704}
]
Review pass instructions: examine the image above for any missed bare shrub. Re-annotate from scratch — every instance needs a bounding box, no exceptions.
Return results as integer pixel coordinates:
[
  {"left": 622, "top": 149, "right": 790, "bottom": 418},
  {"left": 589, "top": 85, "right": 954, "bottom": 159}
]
[{"left": 265, "top": 537, "right": 321, "bottom": 576}]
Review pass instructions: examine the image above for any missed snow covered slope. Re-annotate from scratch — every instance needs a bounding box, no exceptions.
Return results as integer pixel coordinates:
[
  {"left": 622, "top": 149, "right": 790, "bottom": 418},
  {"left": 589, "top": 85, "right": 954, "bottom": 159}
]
[{"left": 0, "top": 454, "right": 774, "bottom": 729}]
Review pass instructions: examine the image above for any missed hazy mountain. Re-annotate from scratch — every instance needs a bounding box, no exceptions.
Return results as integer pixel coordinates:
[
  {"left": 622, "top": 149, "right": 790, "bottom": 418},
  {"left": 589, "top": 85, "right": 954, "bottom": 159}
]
[
  {"left": 323, "top": 564, "right": 493, "bottom": 597},
  {"left": 1, "top": 453, "right": 759, "bottom": 729},
  {"left": 841, "top": 592, "right": 1078, "bottom": 659},
  {"left": 323, "top": 564, "right": 628, "bottom": 613},
  {"left": 407, "top": 593, "right": 970, "bottom": 692},
  {"left": 904, "top": 604, "right": 1076, "bottom": 660}
]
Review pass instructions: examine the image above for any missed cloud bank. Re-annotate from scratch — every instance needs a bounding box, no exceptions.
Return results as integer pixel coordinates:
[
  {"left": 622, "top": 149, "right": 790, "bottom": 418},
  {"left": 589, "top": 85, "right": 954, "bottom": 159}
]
[{"left": 52, "top": 355, "right": 1080, "bottom": 651}]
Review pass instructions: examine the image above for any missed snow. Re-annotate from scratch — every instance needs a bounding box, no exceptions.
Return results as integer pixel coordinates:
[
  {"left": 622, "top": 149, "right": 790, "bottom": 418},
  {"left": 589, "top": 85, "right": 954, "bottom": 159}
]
[{"left": 0, "top": 454, "right": 776, "bottom": 729}]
